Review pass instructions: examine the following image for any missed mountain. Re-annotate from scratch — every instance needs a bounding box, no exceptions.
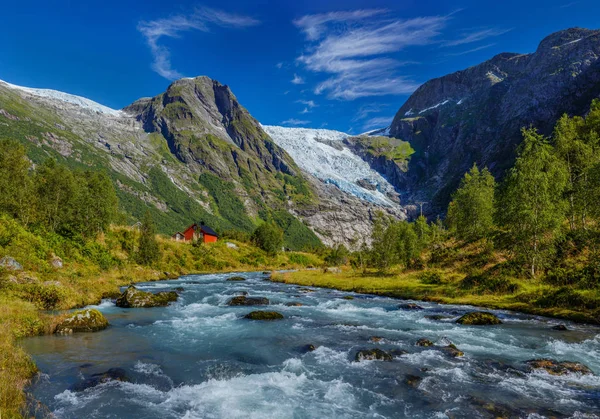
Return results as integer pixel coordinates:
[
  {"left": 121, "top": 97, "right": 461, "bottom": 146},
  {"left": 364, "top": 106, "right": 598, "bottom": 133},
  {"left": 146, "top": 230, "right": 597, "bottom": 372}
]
[
  {"left": 385, "top": 27, "right": 600, "bottom": 213},
  {"left": 0, "top": 77, "right": 326, "bottom": 249},
  {"left": 0, "top": 76, "right": 407, "bottom": 249}
]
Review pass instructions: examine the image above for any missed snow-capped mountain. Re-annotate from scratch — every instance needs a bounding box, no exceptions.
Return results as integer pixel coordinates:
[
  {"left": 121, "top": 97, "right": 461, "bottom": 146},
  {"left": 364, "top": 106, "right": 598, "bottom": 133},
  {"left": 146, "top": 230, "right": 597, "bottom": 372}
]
[
  {"left": 0, "top": 80, "right": 123, "bottom": 116},
  {"left": 262, "top": 125, "right": 398, "bottom": 206}
]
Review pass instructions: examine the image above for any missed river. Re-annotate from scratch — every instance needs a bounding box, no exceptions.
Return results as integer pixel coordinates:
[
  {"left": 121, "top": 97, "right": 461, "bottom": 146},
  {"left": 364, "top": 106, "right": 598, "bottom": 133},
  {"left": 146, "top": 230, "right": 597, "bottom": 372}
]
[{"left": 23, "top": 271, "right": 600, "bottom": 418}]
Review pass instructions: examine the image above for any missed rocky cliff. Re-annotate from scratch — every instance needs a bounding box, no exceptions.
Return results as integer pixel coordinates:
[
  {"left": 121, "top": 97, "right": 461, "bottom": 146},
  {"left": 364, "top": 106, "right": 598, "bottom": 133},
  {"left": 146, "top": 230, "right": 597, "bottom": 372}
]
[{"left": 388, "top": 27, "right": 600, "bottom": 213}]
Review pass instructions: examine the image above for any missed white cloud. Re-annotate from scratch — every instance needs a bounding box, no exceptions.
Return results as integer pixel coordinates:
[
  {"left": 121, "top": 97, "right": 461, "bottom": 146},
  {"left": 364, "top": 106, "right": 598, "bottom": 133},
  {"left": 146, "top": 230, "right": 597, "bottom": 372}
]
[
  {"left": 300, "top": 107, "right": 310, "bottom": 114},
  {"left": 442, "top": 28, "right": 511, "bottom": 47},
  {"left": 446, "top": 43, "right": 496, "bottom": 56},
  {"left": 362, "top": 116, "right": 394, "bottom": 131},
  {"left": 291, "top": 73, "right": 305, "bottom": 84},
  {"left": 294, "top": 11, "right": 447, "bottom": 100},
  {"left": 281, "top": 118, "right": 310, "bottom": 126},
  {"left": 138, "top": 7, "right": 260, "bottom": 80},
  {"left": 276, "top": 62, "right": 284, "bottom": 69},
  {"left": 296, "top": 99, "right": 317, "bottom": 108},
  {"left": 352, "top": 103, "right": 390, "bottom": 121}
]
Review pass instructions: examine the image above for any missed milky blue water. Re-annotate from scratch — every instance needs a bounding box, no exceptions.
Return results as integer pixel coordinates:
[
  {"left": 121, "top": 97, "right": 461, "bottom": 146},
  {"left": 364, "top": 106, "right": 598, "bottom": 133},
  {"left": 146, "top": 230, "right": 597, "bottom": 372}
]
[{"left": 23, "top": 271, "right": 600, "bottom": 418}]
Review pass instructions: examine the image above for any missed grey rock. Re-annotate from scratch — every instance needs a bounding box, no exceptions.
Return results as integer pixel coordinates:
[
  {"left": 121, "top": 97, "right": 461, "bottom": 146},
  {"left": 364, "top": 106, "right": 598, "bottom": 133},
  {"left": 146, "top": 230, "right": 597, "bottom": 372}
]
[{"left": 0, "top": 256, "right": 23, "bottom": 271}]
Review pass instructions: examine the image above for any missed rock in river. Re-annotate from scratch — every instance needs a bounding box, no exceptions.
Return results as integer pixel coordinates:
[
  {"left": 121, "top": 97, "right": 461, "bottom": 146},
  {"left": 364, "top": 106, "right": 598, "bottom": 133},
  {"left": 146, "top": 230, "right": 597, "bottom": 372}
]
[
  {"left": 416, "top": 338, "right": 434, "bottom": 347},
  {"left": 244, "top": 311, "right": 284, "bottom": 320},
  {"left": 55, "top": 309, "right": 108, "bottom": 334},
  {"left": 70, "top": 368, "right": 129, "bottom": 392},
  {"left": 227, "top": 296, "right": 270, "bottom": 306},
  {"left": 456, "top": 311, "right": 502, "bottom": 325},
  {"left": 399, "top": 303, "right": 423, "bottom": 310},
  {"left": 527, "top": 359, "right": 593, "bottom": 375},
  {"left": 355, "top": 348, "right": 393, "bottom": 362},
  {"left": 116, "top": 286, "right": 178, "bottom": 308},
  {"left": 227, "top": 276, "right": 246, "bottom": 281},
  {"left": 441, "top": 344, "right": 465, "bottom": 358}
]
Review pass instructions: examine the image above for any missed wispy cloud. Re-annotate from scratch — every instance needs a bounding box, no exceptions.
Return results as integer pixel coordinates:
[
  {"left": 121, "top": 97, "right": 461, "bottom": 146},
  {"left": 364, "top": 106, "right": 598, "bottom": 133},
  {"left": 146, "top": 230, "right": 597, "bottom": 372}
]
[
  {"left": 362, "top": 116, "right": 394, "bottom": 131},
  {"left": 296, "top": 99, "right": 317, "bottom": 108},
  {"left": 300, "top": 108, "right": 310, "bottom": 114},
  {"left": 138, "top": 7, "right": 260, "bottom": 80},
  {"left": 352, "top": 103, "right": 390, "bottom": 122},
  {"left": 442, "top": 28, "right": 511, "bottom": 47},
  {"left": 446, "top": 43, "right": 496, "bottom": 56},
  {"left": 294, "top": 10, "right": 448, "bottom": 100},
  {"left": 291, "top": 73, "right": 305, "bottom": 84},
  {"left": 281, "top": 118, "right": 310, "bottom": 126}
]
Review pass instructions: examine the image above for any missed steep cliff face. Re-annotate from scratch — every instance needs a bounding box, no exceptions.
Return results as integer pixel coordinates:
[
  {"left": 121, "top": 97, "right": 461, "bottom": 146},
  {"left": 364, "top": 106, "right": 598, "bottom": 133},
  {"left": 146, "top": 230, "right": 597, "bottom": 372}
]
[{"left": 389, "top": 27, "right": 600, "bottom": 212}]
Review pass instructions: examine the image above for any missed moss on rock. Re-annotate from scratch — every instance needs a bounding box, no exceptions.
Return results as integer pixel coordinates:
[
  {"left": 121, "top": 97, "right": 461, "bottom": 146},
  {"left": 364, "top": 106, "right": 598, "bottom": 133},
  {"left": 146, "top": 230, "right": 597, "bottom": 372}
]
[
  {"left": 244, "top": 311, "right": 284, "bottom": 320},
  {"left": 527, "top": 359, "right": 593, "bottom": 375},
  {"left": 456, "top": 311, "right": 502, "bottom": 325},
  {"left": 354, "top": 348, "right": 393, "bottom": 362},
  {"left": 416, "top": 338, "right": 434, "bottom": 347},
  {"left": 55, "top": 309, "right": 108, "bottom": 334},
  {"left": 115, "top": 286, "right": 178, "bottom": 308},
  {"left": 226, "top": 276, "right": 246, "bottom": 281}
]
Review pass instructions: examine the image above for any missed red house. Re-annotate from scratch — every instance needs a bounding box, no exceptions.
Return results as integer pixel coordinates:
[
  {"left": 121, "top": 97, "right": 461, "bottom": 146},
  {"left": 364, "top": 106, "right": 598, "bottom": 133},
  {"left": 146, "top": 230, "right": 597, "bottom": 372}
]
[{"left": 172, "top": 223, "right": 218, "bottom": 243}]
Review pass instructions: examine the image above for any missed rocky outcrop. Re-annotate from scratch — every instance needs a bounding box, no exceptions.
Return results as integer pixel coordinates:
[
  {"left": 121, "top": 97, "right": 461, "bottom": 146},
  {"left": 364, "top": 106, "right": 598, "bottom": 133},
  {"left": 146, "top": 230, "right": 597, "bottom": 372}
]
[
  {"left": 388, "top": 28, "right": 600, "bottom": 213},
  {"left": 527, "top": 359, "right": 593, "bottom": 375},
  {"left": 70, "top": 368, "right": 130, "bottom": 392},
  {"left": 55, "top": 309, "right": 109, "bottom": 334},
  {"left": 456, "top": 312, "right": 502, "bottom": 325},
  {"left": 0, "top": 256, "right": 22, "bottom": 271},
  {"left": 416, "top": 338, "right": 434, "bottom": 347},
  {"left": 354, "top": 348, "right": 393, "bottom": 362},
  {"left": 227, "top": 296, "right": 269, "bottom": 306},
  {"left": 244, "top": 311, "right": 284, "bottom": 320},
  {"left": 115, "top": 286, "right": 178, "bottom": 308}
]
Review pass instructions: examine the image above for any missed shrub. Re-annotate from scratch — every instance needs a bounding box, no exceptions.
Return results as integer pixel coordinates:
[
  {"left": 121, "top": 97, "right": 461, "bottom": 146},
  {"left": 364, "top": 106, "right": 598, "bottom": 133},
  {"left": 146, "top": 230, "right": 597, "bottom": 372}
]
[
  {"left": 252, "top": 223, "right": 283, "bottom": 256},
  {"left": 419, "top": 270, "right": 444, "bottom": 285}
]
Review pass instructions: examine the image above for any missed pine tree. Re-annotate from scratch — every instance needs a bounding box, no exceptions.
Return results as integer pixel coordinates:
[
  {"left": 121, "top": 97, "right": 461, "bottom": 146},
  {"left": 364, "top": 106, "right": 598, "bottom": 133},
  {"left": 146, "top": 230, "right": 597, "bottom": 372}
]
[
  {"left": 447, "top": 164, "right": 496, "bottom": 242},
  {"left": 137, "top": 210, "right": 161, "bottom": 266},
  {"left": 497, "top": 128, "right": 568, "bottom": 277}
]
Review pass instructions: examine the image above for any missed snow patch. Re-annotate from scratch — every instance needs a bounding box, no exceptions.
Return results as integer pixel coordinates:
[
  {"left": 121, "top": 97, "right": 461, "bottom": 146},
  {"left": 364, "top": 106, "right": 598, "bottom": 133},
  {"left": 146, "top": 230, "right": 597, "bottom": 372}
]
[
  {"left": 263, "top": 125, "right": 397, "bottom": 206},
  {"left": 404, "top": 109, "right": 414, "bottom": 116},
  {"left": 0, "top": 79, "right": 123, "bottom": 116},
  {"left": 418, "top": 100, "right": 450, "bottom": 114}
]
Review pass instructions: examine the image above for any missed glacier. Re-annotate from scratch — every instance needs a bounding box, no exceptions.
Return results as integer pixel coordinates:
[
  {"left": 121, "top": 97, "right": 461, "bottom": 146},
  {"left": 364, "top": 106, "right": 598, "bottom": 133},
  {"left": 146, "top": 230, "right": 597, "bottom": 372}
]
[
  {"left": 263, "top": 125, "right": 398, "bottom": 206},
  {"left": 0, "top": 79, "right": 123, "bottom": 116}
]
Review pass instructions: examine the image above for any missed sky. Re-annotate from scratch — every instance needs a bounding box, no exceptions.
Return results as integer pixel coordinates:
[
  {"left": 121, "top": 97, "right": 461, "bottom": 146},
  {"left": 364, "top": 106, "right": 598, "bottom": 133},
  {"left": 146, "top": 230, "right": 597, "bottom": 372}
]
[{"left": 0, "top": 0, "right": 598, "bottom": 133}]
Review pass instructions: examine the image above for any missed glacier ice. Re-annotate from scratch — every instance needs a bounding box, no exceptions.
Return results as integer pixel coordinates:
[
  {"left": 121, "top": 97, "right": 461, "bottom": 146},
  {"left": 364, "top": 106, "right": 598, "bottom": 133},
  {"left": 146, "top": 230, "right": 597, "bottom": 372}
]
[{"left": 263, "top": 125, "right": 398, "bottom": 206}]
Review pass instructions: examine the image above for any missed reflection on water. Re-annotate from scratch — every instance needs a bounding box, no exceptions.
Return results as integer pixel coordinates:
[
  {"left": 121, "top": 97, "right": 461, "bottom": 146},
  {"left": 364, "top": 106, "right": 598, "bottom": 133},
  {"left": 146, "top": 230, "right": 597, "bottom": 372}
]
[{"left": 24, "top": 271, "right": 600, "bottom": 418}]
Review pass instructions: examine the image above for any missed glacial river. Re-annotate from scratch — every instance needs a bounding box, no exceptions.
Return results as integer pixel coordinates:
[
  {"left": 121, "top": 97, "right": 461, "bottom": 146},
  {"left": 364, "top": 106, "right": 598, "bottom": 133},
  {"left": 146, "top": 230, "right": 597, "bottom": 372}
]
[{"left": 23, "top": 271, "right": 600, "bottom": 418}]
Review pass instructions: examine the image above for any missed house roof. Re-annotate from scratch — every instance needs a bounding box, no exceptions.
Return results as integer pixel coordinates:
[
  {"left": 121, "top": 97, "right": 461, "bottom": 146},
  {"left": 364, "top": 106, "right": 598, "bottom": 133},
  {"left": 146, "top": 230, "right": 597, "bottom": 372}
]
[{"left": 200, "top": 225, "right": 218, "bottom": 237}]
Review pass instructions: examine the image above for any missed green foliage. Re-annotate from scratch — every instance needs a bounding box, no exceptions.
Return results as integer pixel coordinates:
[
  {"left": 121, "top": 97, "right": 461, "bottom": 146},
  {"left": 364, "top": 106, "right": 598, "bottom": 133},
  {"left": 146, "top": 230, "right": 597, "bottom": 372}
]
[
  {"left": 447, "top": 164, "right": 496, "bottom": 242},
  {"left": 252, "top": 222, "right": 284, "bottom": 256},
  {"left": 324, "top": 244, "right": 349, "bottom": 266},
  {"left": 136, "top": 211, "right": 161, "bottom": 266},
  {"left": 271, "top": 210, "right": 322, "bottom": 251},
  {"left": 497, "top": 128, "right": 568, "bottom": 277},
  {"left": 419, "top": 270, "right": 444, "bottom": 285},
  {"left": 0, "top": 139, "right": 31, "bottom": 221}
]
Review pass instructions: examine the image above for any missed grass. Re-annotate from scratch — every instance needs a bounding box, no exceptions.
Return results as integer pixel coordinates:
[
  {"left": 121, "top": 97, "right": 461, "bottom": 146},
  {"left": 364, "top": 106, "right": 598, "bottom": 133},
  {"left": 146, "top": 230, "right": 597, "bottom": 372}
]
[{"left": 0, "top": 220, "right": 323, "bottom": 417}]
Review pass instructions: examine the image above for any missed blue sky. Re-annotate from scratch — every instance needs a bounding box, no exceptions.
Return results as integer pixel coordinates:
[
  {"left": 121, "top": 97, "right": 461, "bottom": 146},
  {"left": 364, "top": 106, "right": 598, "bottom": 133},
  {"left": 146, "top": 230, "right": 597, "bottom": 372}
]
[{"left": 0, "top": 0, "right": 598, "bottom": 133}]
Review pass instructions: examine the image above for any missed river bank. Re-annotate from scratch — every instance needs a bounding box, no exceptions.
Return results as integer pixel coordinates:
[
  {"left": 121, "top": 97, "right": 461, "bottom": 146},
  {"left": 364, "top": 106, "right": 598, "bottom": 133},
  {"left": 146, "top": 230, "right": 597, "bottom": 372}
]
[{"left": 270, "top": 269, "right": 600, "bottom": 325}]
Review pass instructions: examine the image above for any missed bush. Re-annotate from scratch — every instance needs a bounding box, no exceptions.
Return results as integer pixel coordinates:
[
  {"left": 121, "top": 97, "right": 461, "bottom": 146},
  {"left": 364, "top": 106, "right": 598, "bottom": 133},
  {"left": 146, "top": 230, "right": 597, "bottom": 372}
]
[
  {"left": 19, "top": 284, "right": 66, "bottom": 310},
  {"left": 534, "top": 287, "right": 600, "bottom": 310},
  {"left": 419, "top": 270, "right": 444, "bottom": 285},
  {"left": 252, "top": 223, "right": 283, "bottom": 256},
  {"left": 460, "top": 272, "right": 519, "bottom": 294}
]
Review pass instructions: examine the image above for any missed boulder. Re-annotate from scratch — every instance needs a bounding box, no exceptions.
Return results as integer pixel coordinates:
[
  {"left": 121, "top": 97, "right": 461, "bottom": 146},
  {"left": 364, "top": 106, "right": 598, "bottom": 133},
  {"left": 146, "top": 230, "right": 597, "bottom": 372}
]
[
  {"left": 226, "top": 276, "right": 246, "bottom": 281},
  {"left": 324, "top": 267, "right": 342, "bottom": 273},
  {"left": 262, "top": 271, "right": 272, "bottom": 275},
  {"left": 343, "top": 296, "right": 354, "bottom": 300},
  {"left": 405, "top": 375, "right": 423, "bottom": 387},
  {"left": 226, "top": 242, "right": 238, "bottom": 249},
  {"left": 355, "top": 348, "right": 393, "bottom": 362},
  {"left": 416, "top": 338, "right": 434, "bottom": 347},
  {"left": 115, "top": 286, "right": 178, "bottom": 308},
  {"left": 285, "top": 302, "right": 303, "bottom": 307},
  {"left": 389, "top": 349, "right": 408, "bottom": 357},
  {"left": 399, "top": 303, "right": 424, "bottom": 310},
  {"left": 50, "top": 256, "right": 63, "bottom": 269},
  {"left": 227, "top": 296, "right": 269, "bottom": 306},
  {"left": 425, "top": 314, "right": 452, "bottom": 321},
  {"left": 70, "top": 368, "right": 129, "bottom": 392},
  {"left": 244, "top": 311, "right": 284, "bottom": 320},
  {"left": 456, "top": 311, "right": 502, "bottom": 325},
  {"left": 303, "top": 344, "right": 317, "bottom": 352},
  {"left": 441, "top": 344, "right": 464, "bottom": 358},
  {"left": 55, "top": 309, "right": 109, "bottom": 334},
  {"left": 0, "top": 256, "right": 22, "bottom": 271},
  {"left": 551, "top": 324, "right": 569, "bottom": 331},
  {"left": 527, "top": 359, "right": 593, "bottom": 375}
]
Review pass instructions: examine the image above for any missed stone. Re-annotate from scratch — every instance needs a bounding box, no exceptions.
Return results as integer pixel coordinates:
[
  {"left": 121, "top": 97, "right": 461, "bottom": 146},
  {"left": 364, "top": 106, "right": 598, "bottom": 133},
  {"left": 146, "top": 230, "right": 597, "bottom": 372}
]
[
  {"left": 527, "top": 359, "right": 593, "bottom": 376},
  {"left": 303, "top": 344, "right": 317, "bottom": 352},
  {"left": 551, "top": 324, "right": 568, "bottom": 331},
  {"left": 405, "top": 375, "right": 423, "bottom": 387},
  {"left": 355, "top": 348, "right": 393, "bottom": 362},
  {"left": 115, "top": 286, "right": 178, "bottom": 308},
  {"left": 50, "top": 256, "right": 63, "bottom": 269},
  {"left": 441, "top": 344, "right": 464, "bottom": 358},
  {"left": 416, "top": 338, "right": 434, "bottom": 347},
  {"left": 55, "top": 309, "right": 109, "bottom": 334},
  {"left": 456, "top": 311, "right": 502, "bottom": 325},
  {"left": 324, "top": 267, "right": 342, "bottom": 273},
  {"left": 285, "top": 302, "right": 303, "bottom": 307},
  {"left": 0, "top": 256, "right": 23, "bottom": 271},
  {"left": 227, "top": 296, "right": 269, "bottom": 306},
  {"left": 425, "top": 314, "right": 452, "bottom": 321},
  {"left": 244, "top": 311, "right": 284, "bottom": 320},
  {"left": 226, "top": 276, "right": 246, "bottom": 281},
  {"left": 342, "top": 296, "right": 354, "bottom": 300},
  {"left": 70, "top": 368, "right": 129, "bottom": 392},
  {"left": 226, "top": 242, "right": 238, "bottom": 249},
  {"left": 399, "top": 303, "right": 423, "bottom": 310}
]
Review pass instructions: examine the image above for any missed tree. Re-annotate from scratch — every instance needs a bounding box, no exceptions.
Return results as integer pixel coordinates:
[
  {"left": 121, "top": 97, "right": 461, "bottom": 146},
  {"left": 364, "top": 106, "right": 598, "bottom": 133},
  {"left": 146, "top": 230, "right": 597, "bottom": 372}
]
[
  {"left": 0, "top": 139, "right": 31, "bottom": 223},
  {"left": 73, "top": 171, "right": 119, "bottom": 236},
  {"left": 137, "top": 210, "right": 161, "bottom": 265},
  {"left": 325, "top": 244, "right": 349, "bottom": 266},
  {"left": 413, "top": 215, "right": 431, "bottom": 251},
  {"left": 252, "top": 222, "right": 284, "bottom": 256},
  {"left": 33, "top": 159, "right": 77, "bottom": 233},
  {"left": 497, "top": 128, "right": 568, "bottom": 277},
  {"left": 369, "top": 212, "right": 397, "bottom": 273},
  {"left": 446, "top": 164, "right": 496, "bottom": 242},
  {"left": 394, "top": 221, "right": 420, "bottom": 268}
]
